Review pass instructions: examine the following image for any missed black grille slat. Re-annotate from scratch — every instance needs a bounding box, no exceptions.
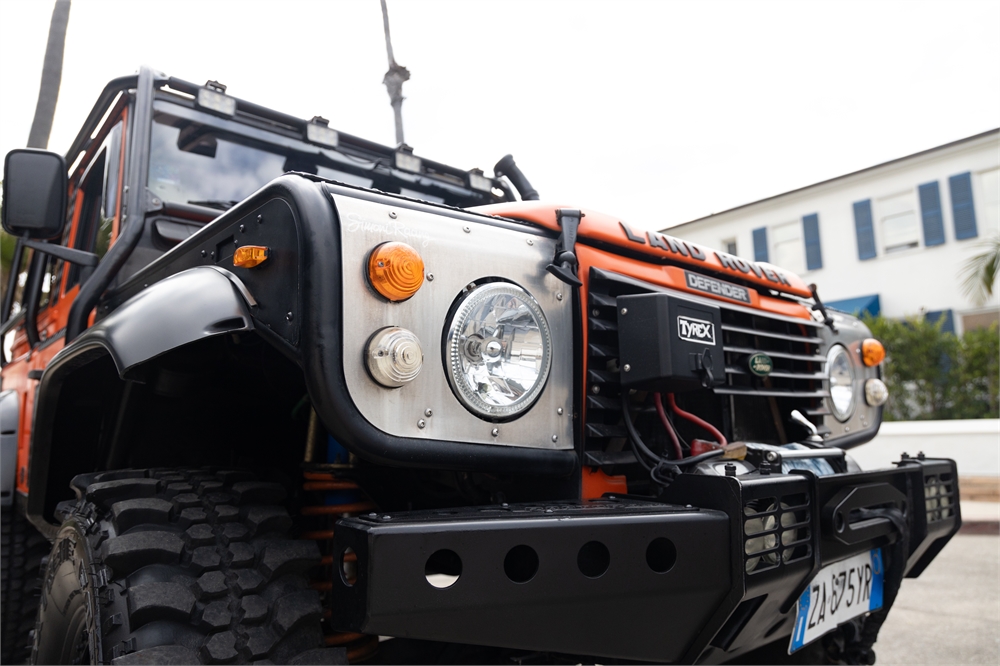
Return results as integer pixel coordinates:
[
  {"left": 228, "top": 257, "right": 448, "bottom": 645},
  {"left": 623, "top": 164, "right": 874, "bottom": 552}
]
[
  {"left": 721, "top": 324, "right": 823, "bottom": 345},
  {"left": 725, "top": 366, "right": 827, "bottom": 381},
  {"left": 590, "top": 318, "right": 618, "bottom": 332},
  {"left": 586, "top": 423, "right": 628, "bottom": 438},
  {"left": 723, "top": 345, "right": 826, "bottom": 363},
  {"left": 588, "top": 343, "right": 618, "bottom": 359},
  {"left": 716, "top": 387, "right": 829, "bottom": 398}
]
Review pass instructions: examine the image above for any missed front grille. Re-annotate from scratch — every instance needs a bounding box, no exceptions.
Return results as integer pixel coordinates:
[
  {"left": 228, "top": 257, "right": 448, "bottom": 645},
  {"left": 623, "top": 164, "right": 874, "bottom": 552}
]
[
  {"left": 743, "top": 492, "right": 812, "bottom": 574},
  {"left": 924, "top": 472, "right": 956, "bottom": 523},
  {"left": 584, "top": 269, "right": 827, "bottom": 454}
]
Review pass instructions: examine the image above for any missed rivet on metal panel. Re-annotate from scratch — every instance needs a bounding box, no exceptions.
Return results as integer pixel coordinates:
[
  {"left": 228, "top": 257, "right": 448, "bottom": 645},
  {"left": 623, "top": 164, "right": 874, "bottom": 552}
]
[
  {"left": 286, "top": 312, "right": 294, "bottom": 321},
  {"left": 417, "top": 419, "right": 426, "bottom": 429},
  {"left": 201, "top": 250, "right": 206, "bottom": 257},
  {"left": 424, "top": 408, "right": 433, "bottom": 417},
  {"left": 557, "top": 407, "right": 564, "bottom": 415},
  {"left": 591, "top": 385, "right": 601, "bottom": 394},
  {"left": 556, "top": 292, "right": 563, "bottom": 301},
  {"left": 463, "top": 226, "right": 471, "bottom": 233},
  {"left": 240, "top": 224, "right": 245, "bottom": 233},
  {"left": 551, "top": 435, "right": 558, "bottom": 443},
  {"left": 257, "top": 214, "right": 263, "bottom": 224},
  {"left": 623, "top": 364, "right": 631, "bottom": 373},
  {"left": 426, "top": 273, "right": 434, "bottom": 281},
  {"left": 491, "top": 428, "right": 499, "bottom": 437},
  {"left": 389, "top": 211, "right": 397, "bottom": 219},
  {"left": 621, "top": 308, "right": 628, "bottom": 315},
  {"left": 526, "top": 238, "right": 533, "bottom": 245}
]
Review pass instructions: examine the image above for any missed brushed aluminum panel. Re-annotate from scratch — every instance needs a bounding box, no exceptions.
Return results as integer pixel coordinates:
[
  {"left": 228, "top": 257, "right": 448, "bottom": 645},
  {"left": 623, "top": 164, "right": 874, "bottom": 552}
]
[{"left": 335, "top": 193, "right": 573, "bottom": 450}]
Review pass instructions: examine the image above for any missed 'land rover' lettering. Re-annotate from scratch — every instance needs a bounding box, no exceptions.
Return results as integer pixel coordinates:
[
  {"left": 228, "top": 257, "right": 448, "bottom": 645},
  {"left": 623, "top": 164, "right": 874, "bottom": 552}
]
[
  {"left": 684, "top": 271, "right": 752, "bottom": 304},
  {"left": 677, "top": 316, "right": 716, "bottom": 345},
  {"left": 715, "top": 251, "right": 791, "bottom": 286}
]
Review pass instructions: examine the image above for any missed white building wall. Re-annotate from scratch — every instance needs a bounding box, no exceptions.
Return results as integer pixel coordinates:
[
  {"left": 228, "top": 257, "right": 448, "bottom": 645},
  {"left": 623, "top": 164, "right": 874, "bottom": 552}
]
[{"left": 665, "top": 131, "right": 1000, "bottom": 332}]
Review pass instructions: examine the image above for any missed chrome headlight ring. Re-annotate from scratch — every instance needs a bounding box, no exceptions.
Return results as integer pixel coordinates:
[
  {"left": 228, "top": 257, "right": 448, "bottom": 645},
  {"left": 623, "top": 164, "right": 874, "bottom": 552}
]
[
  {"left": 444, "top": 281, "right": 552, "bottom": 421},
  {"left": 826, "top": 344, "right": 857, "bottom": 422}
]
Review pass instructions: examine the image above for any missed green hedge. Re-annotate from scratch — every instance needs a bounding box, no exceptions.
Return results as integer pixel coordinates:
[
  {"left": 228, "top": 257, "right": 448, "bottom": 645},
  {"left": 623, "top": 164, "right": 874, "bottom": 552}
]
[{"left": 863, "top": 315, "right": 999, "bottom": 421}]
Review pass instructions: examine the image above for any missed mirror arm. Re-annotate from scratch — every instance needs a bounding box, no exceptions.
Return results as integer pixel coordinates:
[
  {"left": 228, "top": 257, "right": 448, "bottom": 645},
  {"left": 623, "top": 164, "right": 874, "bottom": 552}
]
[{"left": 22, "top": 239, "right": 99, "bottom": 267}]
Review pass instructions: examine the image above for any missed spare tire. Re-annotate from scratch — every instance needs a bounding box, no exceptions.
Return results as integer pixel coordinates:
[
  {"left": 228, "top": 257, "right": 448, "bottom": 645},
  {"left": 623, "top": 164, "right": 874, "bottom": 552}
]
[{"left": 33, "top": 468, "right": 345, "bottom": 665}]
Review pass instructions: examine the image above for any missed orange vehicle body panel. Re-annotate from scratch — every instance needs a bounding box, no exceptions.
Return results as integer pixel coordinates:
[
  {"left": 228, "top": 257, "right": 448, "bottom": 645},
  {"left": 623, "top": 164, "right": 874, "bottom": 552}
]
[
  {"left": 477, "top": 201, "right": 814, "bottom": 298},
  {"left": 5, "top": 107, "right": 128, "bottom": 497}
]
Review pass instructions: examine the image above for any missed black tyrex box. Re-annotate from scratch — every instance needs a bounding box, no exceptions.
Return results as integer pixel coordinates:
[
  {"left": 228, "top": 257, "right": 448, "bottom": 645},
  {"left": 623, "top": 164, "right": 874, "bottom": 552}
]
[{"left": 616, "top": 292, "right": 725, "bottom": 391}]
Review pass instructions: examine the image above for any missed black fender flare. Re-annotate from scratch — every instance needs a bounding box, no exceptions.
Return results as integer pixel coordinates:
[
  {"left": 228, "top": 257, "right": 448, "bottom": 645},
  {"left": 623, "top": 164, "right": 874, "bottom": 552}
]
[{"left": 26, "top": 266, "right": 254, "bottom": 533}]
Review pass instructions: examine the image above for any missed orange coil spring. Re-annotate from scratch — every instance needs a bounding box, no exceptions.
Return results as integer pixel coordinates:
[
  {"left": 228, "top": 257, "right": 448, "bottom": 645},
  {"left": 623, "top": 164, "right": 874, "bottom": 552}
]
[{"left": 302, "top": 471, "right": 377, "bottom": 662}]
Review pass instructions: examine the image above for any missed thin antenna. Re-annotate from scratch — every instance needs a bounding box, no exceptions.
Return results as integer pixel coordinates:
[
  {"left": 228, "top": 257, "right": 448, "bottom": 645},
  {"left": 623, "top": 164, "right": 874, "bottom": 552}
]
[{"left": 380, "top": 0, "right": 410, "bottom": 146}]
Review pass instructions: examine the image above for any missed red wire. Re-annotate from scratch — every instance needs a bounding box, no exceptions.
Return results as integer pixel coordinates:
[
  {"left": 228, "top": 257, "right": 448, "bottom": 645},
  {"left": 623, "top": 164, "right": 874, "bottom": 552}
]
[
  {"left": 653, "top": 393, "right": 684, "bottom": 459},
  {"left": 666, "top": 393, "right": 728, "bottom": 446}
]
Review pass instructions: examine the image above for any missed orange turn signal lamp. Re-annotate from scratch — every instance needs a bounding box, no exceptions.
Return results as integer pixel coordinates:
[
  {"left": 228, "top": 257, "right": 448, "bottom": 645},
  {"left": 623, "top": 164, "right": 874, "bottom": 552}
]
[
  {"left": 861, "top": 338, "right": 885, "bottom": 366},
  {"left": 233, "top": 245, "right": 269, "bottom": 268},
  {"left": 367, "top": 242, "right": 424, "bottom": 301}
]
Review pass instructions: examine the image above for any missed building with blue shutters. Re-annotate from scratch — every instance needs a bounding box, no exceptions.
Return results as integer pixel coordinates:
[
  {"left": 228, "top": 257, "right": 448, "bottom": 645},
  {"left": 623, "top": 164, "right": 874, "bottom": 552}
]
[{"left": 665, "top": 129, "right": 1000, "bottom": 334}]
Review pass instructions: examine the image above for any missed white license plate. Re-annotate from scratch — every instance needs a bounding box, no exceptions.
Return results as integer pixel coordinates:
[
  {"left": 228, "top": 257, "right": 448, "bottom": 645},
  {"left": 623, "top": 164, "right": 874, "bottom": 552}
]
[{"left": 789, "top": 548, "right": 884, "bottom": 653}]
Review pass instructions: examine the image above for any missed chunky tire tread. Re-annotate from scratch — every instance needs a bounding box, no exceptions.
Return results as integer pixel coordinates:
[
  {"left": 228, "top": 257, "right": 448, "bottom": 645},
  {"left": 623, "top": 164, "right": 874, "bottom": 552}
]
[
  {"left": 1, "top": 506, "right": 49, "bottom": 665},
  {"left": 41, "top": 468, "right": 340, "bottom": 664}
]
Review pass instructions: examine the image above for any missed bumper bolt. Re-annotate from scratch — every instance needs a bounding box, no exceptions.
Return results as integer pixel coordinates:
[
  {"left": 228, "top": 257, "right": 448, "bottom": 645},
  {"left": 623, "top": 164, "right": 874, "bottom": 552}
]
[{"left": 725, "top": 463, "right": 737, "bottom": 476}]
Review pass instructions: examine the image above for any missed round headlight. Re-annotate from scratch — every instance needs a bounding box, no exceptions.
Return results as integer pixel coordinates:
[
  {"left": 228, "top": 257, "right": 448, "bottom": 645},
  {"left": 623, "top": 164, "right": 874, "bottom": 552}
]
[
  {"left": 827, "top": 345, "right": 856, "bottom": 421},
  {"left": 444, "top": 282, "right": 552, "bottom": 420}
]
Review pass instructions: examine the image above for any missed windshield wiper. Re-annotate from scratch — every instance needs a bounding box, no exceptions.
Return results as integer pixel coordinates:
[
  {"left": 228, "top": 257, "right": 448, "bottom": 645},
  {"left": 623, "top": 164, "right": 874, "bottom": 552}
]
[{"left": 187, "top": 199, "right": 239, "bottom": 211}]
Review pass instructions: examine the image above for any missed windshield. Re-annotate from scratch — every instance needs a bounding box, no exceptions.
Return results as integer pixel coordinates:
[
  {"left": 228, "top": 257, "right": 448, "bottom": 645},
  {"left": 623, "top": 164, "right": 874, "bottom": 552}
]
[{"left": 148, "top": 102, "right": 376, "bottom": 209}]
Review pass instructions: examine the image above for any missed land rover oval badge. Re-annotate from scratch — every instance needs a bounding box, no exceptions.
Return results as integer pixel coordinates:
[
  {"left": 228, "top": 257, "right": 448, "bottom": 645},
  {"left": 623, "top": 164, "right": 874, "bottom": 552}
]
[{"left": 748, "top": 352, "right": 773, "bottom": 377}]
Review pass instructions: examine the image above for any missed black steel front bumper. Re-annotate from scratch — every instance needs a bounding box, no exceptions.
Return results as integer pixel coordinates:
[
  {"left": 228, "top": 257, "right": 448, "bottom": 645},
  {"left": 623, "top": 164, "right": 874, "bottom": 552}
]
[{"left": 330, "top": 457, "right": 960, "bottom": 663}]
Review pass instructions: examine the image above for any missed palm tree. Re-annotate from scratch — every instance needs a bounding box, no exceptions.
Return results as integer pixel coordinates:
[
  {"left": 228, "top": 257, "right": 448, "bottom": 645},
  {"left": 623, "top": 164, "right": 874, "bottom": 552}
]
[
  {"left": 960, "top": 234, "right": 1000, "bottom": 307},
  {"left": 27, "top": 0, "right": 71, "bottom": 149}
]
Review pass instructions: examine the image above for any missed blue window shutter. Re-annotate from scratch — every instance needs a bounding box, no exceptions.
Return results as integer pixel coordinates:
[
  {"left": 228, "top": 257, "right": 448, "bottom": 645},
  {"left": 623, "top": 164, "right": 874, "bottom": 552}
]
[
  {"left": 802, "top": 213, "right": 822, "bottom": 270},
  {"left": 752, "top": 227, "right": 768, "bottom": 262},
  {"left": 924, "top": 309, "right": 955, "bottom": 335},
  {"left": 918, "top": 181, "right": 945, "bottom": 246},
  {"left": 949, "top": 172, "right": 978, "bottom": 240},
  {"left": 853, "top": 199, "right": 877, "bottom": 260}
]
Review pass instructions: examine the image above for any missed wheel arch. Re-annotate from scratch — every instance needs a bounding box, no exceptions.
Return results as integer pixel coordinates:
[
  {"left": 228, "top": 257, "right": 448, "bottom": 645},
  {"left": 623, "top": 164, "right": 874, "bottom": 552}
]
[{"left": 27, "top": 266, "right": 256, "bottom": 534}]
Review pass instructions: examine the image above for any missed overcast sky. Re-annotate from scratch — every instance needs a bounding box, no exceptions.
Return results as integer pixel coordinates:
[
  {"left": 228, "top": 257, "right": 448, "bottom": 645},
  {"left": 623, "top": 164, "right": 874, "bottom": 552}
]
[{"left": 1, "top": 0, "right": 997, "bottom": 229}]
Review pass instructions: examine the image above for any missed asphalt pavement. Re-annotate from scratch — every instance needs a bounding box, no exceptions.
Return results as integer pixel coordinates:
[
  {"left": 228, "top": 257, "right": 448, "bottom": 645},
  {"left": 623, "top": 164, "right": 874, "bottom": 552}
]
[{"left": 871, "top": 522, "right": 999, "bottom": 664}]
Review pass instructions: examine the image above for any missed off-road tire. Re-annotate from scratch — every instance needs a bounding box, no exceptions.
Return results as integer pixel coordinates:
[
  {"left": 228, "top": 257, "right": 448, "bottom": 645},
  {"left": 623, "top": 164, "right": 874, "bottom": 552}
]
[
  {"left": 1, "top": 505, "right": 50, "bottom": 664},
  {"left": 32, "top": 468, "right": 345, "bottom": 664}
]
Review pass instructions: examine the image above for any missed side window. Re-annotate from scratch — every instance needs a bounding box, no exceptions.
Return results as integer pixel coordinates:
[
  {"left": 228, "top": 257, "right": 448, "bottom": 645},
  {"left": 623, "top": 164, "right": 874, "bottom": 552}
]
[{"left": 66, "top": 120, "right": 122, "bottom": 289}]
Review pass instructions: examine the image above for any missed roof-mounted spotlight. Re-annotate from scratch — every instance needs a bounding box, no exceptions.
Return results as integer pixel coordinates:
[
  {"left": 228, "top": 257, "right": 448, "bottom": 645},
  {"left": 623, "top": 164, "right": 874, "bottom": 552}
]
[
  {"left": 467, "top": 168, "right": 493, "bottom": 193},
  {"left": 306, "top": 116, "right": 339, "bottom": 148},
  {"left": 196, "top": 80, "right": 236, "bottom": 117},
  {"left": 394, "top": 144, "right": 422, "bottom": 173}
]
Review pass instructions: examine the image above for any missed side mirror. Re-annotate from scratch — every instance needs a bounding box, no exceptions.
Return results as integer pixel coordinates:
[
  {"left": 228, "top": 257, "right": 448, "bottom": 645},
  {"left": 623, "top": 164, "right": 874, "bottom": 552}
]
[{"left": 2, "top": 149, "right": 67, "bottom": 240}]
